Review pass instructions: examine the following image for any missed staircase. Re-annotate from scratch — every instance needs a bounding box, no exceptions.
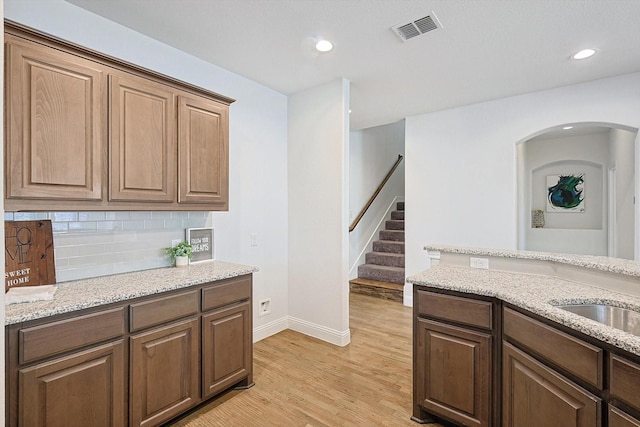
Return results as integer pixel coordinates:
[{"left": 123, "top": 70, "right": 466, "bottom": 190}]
[{"left": 349, "top": 202, "right": 404, "bottom": 302}]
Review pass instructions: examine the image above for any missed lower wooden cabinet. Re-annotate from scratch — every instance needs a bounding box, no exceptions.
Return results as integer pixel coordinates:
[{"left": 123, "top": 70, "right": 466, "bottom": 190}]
[
  {"left": 129, "top": 318, "right": 199, "bottom": 427},
  {"left": 502, "top": 342, "right": 601, "bottom": 427},
  {"left": 412, "top": 286, "right": 640, "bottom": 427},
  {"left": 202, "top": 300, "right": 252, "bottom": 398},
  {"left": 18, "top": 340, "right": 125, "bottom": 427},
  {"left": 610, "top": 406, "right": 640, "bottom": 427},
  {"left": 415, "top": 318, "right": 491, "bottom": 427},
  {"left": 413, "top": 289, "right": 496, "bottom": 426},
  {"left": 6, "top": 274, "right": 253, "bottom": 427}
]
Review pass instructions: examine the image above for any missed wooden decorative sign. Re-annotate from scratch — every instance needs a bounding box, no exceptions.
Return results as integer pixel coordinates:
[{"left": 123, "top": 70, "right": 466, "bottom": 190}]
[{"left": 5, "top": 220, "right": 56, "bottom": 292}]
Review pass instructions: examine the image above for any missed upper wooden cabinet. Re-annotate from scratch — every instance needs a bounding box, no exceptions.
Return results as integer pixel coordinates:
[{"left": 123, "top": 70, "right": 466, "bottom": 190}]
[
  {"left": 5, "top": 35, "right": 105, "bottom": 202},
  {"left": 4, "top": 22, "right": 234, "bottom": 211},
  {"left": 178, "top": 95, "right": 229, "bottom": 207},
  {"left": 109, "top": 72, "right": 176, "bottom": 202}
]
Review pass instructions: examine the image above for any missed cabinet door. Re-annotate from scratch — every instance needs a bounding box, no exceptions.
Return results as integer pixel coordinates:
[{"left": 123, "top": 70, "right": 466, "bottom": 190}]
[
  {"left": 610, "top": 406, "right": 640, "bottom": 427},
  {"left": 130, "top": 318, "right": 199, "bottom": 427},
  {"left": 415, "top": 317, "right": 491, "bottom": 427},
  {"left": 109, "top": 72, "right": 176, "bottom": 202},
  {"left": 18, "top": 340, "right": 125, "bottom": 427},
  {"left": 202, "top": 300, "right": 252, "bottom": 398},
  {"left": 5, "top": 37, "right": 105, "bottom": 201},
  {"left": 502, "top": 342, "right": 601, "bottom": 427},
  {"left": 178, "top": 95, "right": 229, "bottom": 207}
]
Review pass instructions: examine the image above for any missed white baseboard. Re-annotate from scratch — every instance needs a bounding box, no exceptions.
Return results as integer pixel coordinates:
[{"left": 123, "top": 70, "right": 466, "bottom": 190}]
[
  {"left": 253, "top": 316, "right": 288, "bottom": 342},
  {"left": 288, "top": 316, "right": 351, "bottom": 347},
  {"left": 403, "top": 282, "right": 413, "bottom": 307},
  {"left": 253, "top": 316, "right": 351, "bottom": 346}
]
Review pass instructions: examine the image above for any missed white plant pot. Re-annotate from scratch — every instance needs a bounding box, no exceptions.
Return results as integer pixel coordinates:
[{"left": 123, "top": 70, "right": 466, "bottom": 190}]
[{"left": 175, "top": 256, "right": 189, "bottom": 267}]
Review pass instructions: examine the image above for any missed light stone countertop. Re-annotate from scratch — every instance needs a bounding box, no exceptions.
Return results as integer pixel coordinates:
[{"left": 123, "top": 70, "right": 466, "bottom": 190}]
[
  {"left": 5, "top": 261, "right": 258, "bottom": 326},
  {"left": 408, "top": 264, "right": 640, "bottom": 357}
]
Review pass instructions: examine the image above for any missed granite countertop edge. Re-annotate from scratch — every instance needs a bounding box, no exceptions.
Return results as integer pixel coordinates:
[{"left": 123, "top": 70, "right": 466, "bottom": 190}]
[
  {"left": 408, "top": 265, "right": 640, "bottom": 357},
  {"left": 5, "top": 260, "right": 258, "bottom": 326},
  {"left": 425, "top": 244, "right": 640, "bottom": 277}
]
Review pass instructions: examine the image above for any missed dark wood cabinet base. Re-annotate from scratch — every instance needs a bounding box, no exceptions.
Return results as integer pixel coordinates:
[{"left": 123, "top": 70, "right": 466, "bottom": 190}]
[{"left": 6, "top": 274, "right": 253, "bottom": 427}]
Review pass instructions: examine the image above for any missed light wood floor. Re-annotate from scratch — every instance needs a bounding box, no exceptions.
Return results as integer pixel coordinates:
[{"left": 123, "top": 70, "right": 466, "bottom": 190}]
[{"left": 168, "top": 293, "right": 443, "bottom": 427}]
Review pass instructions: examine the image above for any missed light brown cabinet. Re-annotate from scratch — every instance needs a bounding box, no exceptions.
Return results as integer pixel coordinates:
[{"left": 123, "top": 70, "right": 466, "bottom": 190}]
[
  {"left": 109, "top": 72, "right": 176, "bottom": 203},
  {"left": 4, "top": 22, "right": 234, "bottom": 211},
  {"left": 130, "top": 318, "right": 199, "bottom": 427},
  {"left": 413, "top": 285, "right": 640, "bottom": 427},
  {"left": 609, "top": 407, "right": 640, "bottom": 427},
  {"left": 18, "top": 340, "right": 125, "bottom": 427},
  {"left": 202, "top": 300, "right": 252, "bottom": 398},
  {"left": 5, "top": 34, "right": 105, "bottom": 203},
  {"left": 6, "top": 274, "right": 253, "bottom": 427},
  {"left": 502, "top": 342, "right": 601, "bottom": 427},
  {"left": 415, "top": 318, "right": 491, "bottom": 427},
  {"left": 413, "top": 289, "right": 497, "bottom": 426}
]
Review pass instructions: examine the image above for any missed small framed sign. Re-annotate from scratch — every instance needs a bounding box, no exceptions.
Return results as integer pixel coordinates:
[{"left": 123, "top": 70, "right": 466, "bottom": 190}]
[{"left": 187, "top": 228, "right": 214, "bottom": 264}]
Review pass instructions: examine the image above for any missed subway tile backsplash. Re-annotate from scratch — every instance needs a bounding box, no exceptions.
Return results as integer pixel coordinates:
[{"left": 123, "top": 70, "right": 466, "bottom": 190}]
[{"left": 5, "top": 211, "right": 212, "bottom": 283}]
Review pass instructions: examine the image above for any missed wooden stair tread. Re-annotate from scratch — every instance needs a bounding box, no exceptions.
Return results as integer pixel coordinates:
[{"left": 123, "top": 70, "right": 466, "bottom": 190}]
[{"left": 349, "top": 278, "right": 403, "bottom": 290}]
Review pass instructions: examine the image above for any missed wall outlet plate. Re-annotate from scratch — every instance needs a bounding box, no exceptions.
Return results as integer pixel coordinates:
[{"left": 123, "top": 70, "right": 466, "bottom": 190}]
[
  {"left": 470, "top": 257, "right": 489, "bottom": 269},
  {"left": 259, "top": 298, "right": 271, "bottom": 317}
]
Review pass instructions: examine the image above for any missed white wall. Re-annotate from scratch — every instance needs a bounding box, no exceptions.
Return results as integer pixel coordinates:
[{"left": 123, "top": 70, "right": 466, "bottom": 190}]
[
  {"left": 523, "top": 132, "right": 608, "bottom": 255},
  {"left": 610, "top": 128, "right": 636, "bottom": 259},
  {"left": 5, "top": 0, "right": 289, "bottom": 339},
  {"left": 288, "top": 79, "right": 350, "bottom": 346},
  {"left": 349, "top": 120, "right": 405, "bottom": 278},
  {"left": 405, "top": 73, "right": 640, "bottom": 306}
]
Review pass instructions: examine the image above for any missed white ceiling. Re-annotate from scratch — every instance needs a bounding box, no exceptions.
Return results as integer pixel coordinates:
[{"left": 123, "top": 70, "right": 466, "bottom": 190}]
[{"left": 65, "top": 0, "right": 640, "bottom": 130}]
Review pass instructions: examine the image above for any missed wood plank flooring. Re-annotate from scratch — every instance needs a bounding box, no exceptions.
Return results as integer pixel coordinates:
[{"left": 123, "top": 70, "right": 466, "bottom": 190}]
[{"left": 167, "top": 293, "right": 443, "bottom": 427}]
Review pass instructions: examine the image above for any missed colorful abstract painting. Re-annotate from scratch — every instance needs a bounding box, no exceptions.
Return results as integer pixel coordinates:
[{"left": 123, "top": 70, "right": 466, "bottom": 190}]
[{"left": 546, "top": 174, "right": 585, "bottom": 213}]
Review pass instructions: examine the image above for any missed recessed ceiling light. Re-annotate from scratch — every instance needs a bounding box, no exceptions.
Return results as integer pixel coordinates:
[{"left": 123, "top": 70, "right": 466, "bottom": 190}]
[
  {"left": 572, "top": 49, "right": 596, "bottom": 60},
  {"left": 563, "top": 126, "right": 574, "bottom": 130},
  {"left": 315, "top": 39, "right": 334, "bottom": 53}
]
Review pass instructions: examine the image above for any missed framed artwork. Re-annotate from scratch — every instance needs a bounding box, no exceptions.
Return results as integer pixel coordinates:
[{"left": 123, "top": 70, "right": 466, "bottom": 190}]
[
  {"left": 546, "top": 174, "right": 585, "bottom": 213},
  {"left": 187, "top": 227, "right": 214, "bottom": 263}
]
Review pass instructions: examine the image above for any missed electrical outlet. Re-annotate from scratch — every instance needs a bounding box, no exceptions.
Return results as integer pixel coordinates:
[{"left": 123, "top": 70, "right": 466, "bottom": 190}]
[
  {"left": 470, "top": 257, "right": 489, "bottom": 269},
  {"left": 250, "top": 233, "right": 259, "bottom": 247},
  {"left": 259, "top": 298, "right": 271, "bottom": 317},
  {"left": 171, "top": 239, "right": 181, "bottom": 247}
]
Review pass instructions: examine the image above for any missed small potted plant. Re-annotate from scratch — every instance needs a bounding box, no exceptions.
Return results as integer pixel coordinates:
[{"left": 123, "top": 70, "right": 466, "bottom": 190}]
[{"left": 165, "top": 241, "right": 193, "bottom": 267}]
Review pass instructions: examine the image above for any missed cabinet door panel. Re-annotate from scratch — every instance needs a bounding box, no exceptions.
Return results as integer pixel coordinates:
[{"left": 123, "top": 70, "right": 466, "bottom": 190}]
[
  {"left": 502, "top": 342, "right": 601, "bottom": 427},
  {"left": 202, "top": 300, "right": 252, "bottom": 398},
  {"left": 610, "top": 406, "right": 640, "bottom": 427},
  {"left": 109, "top": 73, "right": 176, "bottom": 202},
  {"left": 178, "top": 95, "right": 228, "bottom": 207},
  {"left": 6, "top": 38, "right": 104, "bottom": 201},
  {"left": 19, "top": 340, "right": 125, "bottom": 427},
  {"left": 130, "top": 318, "right": 199, "bottom": 427},
  {"left": 416, "top": 318, "right": 491, "bottom": 427}
]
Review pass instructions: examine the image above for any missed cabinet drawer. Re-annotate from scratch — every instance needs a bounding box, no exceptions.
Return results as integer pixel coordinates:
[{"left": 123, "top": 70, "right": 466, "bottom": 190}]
[
  {"left": 610, "top": 354, "right": 640, "bottom": 412},
  {"left": 417, "top": 290, "right": 493, "bottom": 330},
  {"left": 20, "top": 307, "right": 125, "bottom": 364},
  {"left": 130, "top": 289, "right": 199, "bottom": 332},
  {"left": 202, "top": 276, "right": 251, "bottom": 311},
  {"left": 503, "top": 308, "right": 603, "bottom": 389}
]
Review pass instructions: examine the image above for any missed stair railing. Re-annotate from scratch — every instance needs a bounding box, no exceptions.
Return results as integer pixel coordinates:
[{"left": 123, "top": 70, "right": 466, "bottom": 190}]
[{"left": 349, "top": 154, "right": 404, "bottom": 232}]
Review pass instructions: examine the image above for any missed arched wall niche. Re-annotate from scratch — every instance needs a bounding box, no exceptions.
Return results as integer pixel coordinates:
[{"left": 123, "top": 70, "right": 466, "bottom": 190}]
[{"left": 516, "top": 122, "right": 638, "bottom": 259}]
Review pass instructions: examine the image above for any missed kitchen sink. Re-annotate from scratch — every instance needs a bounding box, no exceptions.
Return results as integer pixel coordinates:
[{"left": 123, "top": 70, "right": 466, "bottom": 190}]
[{"left": 556, "top": 304, "right": 640, "bottom": 337}]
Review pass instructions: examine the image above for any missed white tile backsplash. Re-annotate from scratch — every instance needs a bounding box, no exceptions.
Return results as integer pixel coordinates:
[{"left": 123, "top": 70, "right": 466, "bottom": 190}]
[{"left": 6, "top": 211, "right": 212, "bottom": 282}]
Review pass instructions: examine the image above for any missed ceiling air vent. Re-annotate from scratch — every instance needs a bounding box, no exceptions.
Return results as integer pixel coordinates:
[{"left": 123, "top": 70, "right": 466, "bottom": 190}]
[{"left": 391, "top": 12, "right": 442, "bottom": 42}]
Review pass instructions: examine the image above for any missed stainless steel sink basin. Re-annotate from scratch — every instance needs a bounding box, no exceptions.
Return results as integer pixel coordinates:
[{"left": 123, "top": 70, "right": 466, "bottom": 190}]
[{"left": 556, "top": 304, "right": 640, "bottom": 336}]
